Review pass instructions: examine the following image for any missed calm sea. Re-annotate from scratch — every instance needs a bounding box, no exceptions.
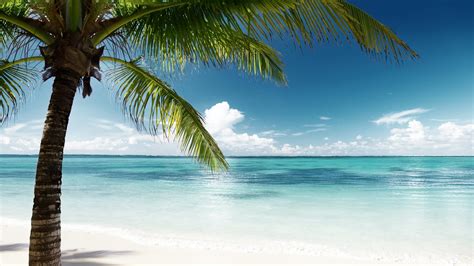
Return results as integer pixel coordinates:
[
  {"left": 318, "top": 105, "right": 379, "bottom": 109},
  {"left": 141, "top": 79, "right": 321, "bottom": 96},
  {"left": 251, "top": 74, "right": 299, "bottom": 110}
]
[{"left": 1, "top": 155, "right": 472, "bottom": 263}]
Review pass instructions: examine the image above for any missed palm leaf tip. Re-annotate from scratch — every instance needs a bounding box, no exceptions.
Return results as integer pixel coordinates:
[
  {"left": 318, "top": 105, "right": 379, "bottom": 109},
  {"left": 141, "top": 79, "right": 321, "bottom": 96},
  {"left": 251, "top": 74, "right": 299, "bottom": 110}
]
[
  {"left": 332, "top": 1, "right": 418, "bottom": 61},
  {"left": 102, "top": 56, "right": 229, "bottom": 172}
]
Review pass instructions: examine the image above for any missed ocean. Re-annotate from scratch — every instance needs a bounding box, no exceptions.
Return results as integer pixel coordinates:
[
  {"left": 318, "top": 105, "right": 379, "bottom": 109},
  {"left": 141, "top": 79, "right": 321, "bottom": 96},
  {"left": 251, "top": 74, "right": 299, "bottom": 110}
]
[{"left": 1, "top": 155, "right": 472, "bottom": 263}]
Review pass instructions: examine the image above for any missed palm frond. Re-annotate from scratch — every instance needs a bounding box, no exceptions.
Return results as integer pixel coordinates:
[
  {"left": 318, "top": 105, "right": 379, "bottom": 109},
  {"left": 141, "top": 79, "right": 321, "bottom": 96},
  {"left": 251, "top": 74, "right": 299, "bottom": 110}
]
[
  {"left": 332, "top": 1, "right": 417, "bottom": 60},
  {"left": 101, "top": 56, "right": 228, "bottom": 171},
  {"left": 108, "top": 0, "right": 416, "bottom": 74},
  {"left": 0, "top": 1, "right": 54, "bottom": 44},
  {"left": 0, "top": 2, "right": 28, "bottom": 46},
  {"left": 124, "top": 26, "right": 287, "bottom": 84},
  {"left": 0, "top": 56, "right": 42, "bottom": 123}
]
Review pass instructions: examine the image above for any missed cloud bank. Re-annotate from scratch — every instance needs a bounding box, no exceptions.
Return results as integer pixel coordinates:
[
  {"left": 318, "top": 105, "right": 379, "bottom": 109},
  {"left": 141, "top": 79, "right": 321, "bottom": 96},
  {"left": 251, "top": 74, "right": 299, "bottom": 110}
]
[
  {"left": 0, "top": 119, "right": 180, "bottom": 155},
  {"left": 0, "top": 103, "right": 472, "bottom": 156}
]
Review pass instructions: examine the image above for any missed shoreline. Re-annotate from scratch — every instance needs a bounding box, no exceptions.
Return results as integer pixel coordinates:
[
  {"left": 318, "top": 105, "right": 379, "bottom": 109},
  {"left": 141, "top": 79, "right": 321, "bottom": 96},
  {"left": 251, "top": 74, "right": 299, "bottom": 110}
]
[
  {"left": 0, "top": 217, "right": 468, "bottom": 265},
  {"left": 0, "top": 219, "right": 369, "bottom": 265}
]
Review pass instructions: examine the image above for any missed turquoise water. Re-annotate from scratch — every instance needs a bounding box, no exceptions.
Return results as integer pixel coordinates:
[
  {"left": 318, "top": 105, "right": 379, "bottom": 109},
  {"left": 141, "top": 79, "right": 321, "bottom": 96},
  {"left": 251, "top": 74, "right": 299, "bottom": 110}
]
[{"left": 1, "top": 156, "right": 472, "bottom": 263}]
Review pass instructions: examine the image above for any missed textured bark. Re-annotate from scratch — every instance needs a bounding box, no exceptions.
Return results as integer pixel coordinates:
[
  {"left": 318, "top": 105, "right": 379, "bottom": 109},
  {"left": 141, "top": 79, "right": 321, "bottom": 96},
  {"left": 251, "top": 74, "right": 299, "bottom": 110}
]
[{"left": 29, "top": 69, "right": 80, "bottom": 265}]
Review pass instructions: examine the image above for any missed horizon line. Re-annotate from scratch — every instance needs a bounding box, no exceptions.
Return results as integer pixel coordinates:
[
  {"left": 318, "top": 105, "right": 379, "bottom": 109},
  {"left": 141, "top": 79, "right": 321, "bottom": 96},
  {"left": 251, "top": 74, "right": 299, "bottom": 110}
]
[{"left": 0, "top": 154, "right": 472, "bottom": 158}]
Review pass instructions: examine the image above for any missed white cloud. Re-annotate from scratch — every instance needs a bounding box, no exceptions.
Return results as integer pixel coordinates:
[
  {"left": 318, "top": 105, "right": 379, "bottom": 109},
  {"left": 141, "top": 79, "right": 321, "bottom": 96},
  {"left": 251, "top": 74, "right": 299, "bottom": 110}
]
[
  {"left": 320, "top": 116, "right": 331, "bottom": 121},
  {"left": 0, "top": 119, "right": 180, "bottom": 155},
  {"left": 260, "top": 130, "right": 276, "bottom": 136},
  {"left": 128, "top": 134, "right": 156, "bottom": 145},
  {"left": 67, "top": 137, "right": 128, "bottom": 152},
  {"left": 114, "top": 123, "right": 136, "bottom": 135},
  {"left": 292, "top": 128, "right": 327, "bottom": 136},
  {"left": 438, "top": 122, "right": 474, "bottom": 141},
  {"left": 373, "top": 108, "right": 429, "bottom": 125},
  {"left": 96, "top": 124, "right": 113, "bottom": 130},
  {"left": 3, "top": 123, "right": 27, "bottom": 135},
  {"left": 274, "top": 120, "right": 473, "bottom": 156},
  {"left": 1, "top": 104, "right": 472, "bottom": 157},
  {"left": 388, "top": 120, "right": 426, "bottom": 144},
  {"left": 292, "top": 124, "right": 328, "bottom": 136},
  {"left": 204, "top": 102, "right": 276, "bottom": 155},
  {"left": 201, "top": 103, "right": 471, "bottom": 156},
  {"left": 208, "top": 115, "right": 472, "bottom": 156},
  {"left": 259, "top": 130, "right": 286, "bottom": 137},
  {"left": 306, "top": 128, "right": 327, "bottom": 133},
  {"left": 204, "top": 102, "right": 244, "bottom": 134},
  {"left": 303, "top": 123, "right": 327, "bottom": 128},
  {"left": 0, "top": 135, "right": 10, "bottom": 145},
  {"left": 0, "top": 122, "right": 41, "bottom": 152},
  {"left": 63, "top": 122, "right": 179, "bottom": 154}
]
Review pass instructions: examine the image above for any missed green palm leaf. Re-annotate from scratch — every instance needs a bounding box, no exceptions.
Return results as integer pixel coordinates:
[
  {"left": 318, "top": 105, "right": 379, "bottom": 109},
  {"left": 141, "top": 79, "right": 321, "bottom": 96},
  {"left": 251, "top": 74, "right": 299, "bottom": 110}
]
[
  {"left": 129, "top": 26, "right": 287, "bottom": 84},
  {"left": 0, "top": 2, "right": 27, "bottom": 46},
  {"left": 0, "top": 56, "right": 42, "bottom": 122},
  {"left": 102, "top": 56, "right": 228, "bottom": 171},
  {"left": 108, "top": 0, "right": 417, "bottom": 73},
  {"left": 0, "top": 1, "right": 54, "bottom": 44}
]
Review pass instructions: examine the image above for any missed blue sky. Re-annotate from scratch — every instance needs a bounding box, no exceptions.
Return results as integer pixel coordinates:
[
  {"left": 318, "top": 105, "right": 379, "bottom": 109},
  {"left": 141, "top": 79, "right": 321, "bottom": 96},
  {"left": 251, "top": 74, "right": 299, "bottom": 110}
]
[{"left": 1, "top": 0, "right": 473, "bottom": 155}]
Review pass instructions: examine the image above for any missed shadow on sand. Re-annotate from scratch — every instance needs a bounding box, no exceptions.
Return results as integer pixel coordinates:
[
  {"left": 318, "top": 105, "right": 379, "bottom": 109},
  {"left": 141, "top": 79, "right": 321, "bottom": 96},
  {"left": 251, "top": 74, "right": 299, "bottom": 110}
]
[
  {"left": 62, "top": 249, "right": 134, "bottom": 266},
  {"left": 0, "top": 243, "right": 28, "bottom": 251},
  {"left": 0, "top": 243, "right": 133, "bottom": 266}
]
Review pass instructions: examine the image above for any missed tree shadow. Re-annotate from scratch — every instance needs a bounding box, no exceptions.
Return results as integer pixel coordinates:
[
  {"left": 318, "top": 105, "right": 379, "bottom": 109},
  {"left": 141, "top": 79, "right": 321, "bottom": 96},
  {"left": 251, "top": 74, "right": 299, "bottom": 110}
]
[
  {"left": 0, "top": 243, "right": 28, "bottom": 251},
  {"left": 0, "top": 243, "right": 133, "bottom": 266},
  {"left": 63, "top": 262, "right": 116, "bottom": 266},
  {"left": 62, "top": 249, "right": 134, "bottom": 266}
]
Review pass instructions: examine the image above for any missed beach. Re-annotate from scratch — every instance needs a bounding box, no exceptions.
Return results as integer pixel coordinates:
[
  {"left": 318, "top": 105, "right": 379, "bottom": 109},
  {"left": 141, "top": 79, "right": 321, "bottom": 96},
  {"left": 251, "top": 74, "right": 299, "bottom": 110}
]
[
  {"left": 2, "top": 219, "right": 377, "bottom": 265},
  {"left": 1, "top": 156, "right": 472, "bottom": 265},
  {"left": 1, "top": 219, "right": 465, "bottom": 265}
]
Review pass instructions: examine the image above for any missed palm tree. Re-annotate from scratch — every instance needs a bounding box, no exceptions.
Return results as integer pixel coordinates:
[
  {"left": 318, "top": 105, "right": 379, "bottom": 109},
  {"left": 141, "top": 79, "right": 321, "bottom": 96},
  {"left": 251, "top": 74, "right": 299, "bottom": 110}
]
[{"left": 0, "top": 0, "right": 417, "bottom": 264}]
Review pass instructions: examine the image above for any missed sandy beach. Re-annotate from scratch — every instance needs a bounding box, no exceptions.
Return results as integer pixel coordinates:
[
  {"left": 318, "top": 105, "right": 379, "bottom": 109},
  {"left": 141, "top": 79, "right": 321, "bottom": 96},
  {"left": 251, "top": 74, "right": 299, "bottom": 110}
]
[
  {"left": 1, "top": 219, "right": 469, "bottom": 265},
  {"left": 1, "top": 221, "right": 375, "bottom": 265}
]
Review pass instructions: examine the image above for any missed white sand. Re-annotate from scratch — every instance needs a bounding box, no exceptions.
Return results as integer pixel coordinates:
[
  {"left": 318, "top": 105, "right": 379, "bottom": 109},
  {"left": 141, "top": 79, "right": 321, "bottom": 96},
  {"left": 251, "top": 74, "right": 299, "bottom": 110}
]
[{"left": 0, "top": 221, "right": 464, "bottom": 265}]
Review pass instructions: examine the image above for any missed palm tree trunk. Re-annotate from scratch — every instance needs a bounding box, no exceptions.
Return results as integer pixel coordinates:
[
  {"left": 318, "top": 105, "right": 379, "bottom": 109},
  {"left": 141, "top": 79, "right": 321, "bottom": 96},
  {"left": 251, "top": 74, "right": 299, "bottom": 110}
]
[{"left": 29, "top": 69, "right": 80, "bottom": 265}]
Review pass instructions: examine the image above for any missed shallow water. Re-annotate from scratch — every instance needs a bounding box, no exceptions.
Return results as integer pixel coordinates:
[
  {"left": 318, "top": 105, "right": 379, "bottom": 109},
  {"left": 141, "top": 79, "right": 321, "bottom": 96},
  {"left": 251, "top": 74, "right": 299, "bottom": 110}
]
[{"left": 1, "top": 155, "right": 472, "bottom": 263}]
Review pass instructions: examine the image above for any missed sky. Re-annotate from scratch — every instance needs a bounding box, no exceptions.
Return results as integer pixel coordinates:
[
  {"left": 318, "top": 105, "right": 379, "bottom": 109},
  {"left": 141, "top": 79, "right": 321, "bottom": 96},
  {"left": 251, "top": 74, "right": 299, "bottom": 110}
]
[{"left": 0, "top": 0, "right": 473, "bottom": 156}]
